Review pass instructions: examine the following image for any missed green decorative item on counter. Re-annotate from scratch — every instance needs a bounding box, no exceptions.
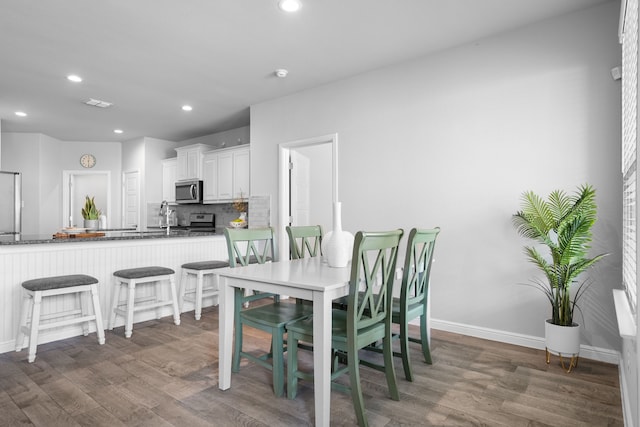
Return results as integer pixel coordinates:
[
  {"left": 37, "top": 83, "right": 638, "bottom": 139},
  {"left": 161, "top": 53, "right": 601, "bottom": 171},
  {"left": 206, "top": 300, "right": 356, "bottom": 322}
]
[{"left": 81, "top": 195, "right": 101, "bottom": 220}]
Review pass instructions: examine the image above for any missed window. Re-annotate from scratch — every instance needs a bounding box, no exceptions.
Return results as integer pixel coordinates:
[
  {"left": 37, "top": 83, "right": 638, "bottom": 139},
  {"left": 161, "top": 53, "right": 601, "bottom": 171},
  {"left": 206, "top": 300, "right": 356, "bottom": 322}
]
[{"left": 621, "top": 0, "right": 638, "bottom": 312}]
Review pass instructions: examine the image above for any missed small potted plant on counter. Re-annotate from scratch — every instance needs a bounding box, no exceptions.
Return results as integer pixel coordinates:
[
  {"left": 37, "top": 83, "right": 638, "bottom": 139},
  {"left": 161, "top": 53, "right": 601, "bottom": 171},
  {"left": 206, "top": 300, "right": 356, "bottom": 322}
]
[
  {"left": 512, "top": 184, "right": 607, "bottom": 372},
  {"left": 82, "top": 195, "right": 101, "bottom": 230}
]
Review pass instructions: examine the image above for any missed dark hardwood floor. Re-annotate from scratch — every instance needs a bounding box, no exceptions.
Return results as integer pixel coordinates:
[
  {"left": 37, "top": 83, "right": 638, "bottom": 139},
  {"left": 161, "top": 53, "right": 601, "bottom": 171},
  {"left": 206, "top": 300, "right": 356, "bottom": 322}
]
[{"left": 0, "top": 305, "right": 623, "bottom": 426}]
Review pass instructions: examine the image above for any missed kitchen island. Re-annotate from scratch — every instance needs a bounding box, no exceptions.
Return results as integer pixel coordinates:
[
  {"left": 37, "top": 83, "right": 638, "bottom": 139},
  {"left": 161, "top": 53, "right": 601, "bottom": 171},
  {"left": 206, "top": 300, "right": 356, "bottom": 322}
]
[{"left": 0, "top": 230, "right": 228, "bottom": 353}]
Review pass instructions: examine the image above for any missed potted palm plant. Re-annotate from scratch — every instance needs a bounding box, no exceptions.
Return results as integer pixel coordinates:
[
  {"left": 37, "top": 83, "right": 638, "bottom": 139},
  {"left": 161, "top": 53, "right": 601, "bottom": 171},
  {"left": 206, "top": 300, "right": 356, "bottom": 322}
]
[
  {"left": 512, "top": 184, "right": 607, "bottom": 372},
  {"left": 82, "top": 195, "right": 101, "bottom": 230}
]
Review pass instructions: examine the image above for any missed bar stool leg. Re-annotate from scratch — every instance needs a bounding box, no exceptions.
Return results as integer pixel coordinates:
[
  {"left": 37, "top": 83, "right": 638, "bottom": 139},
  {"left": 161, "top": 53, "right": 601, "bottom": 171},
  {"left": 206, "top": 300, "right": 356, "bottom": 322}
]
[
  {"left": 169, "top": 275, "right": 181, "bottom": 326},
  {"left": 195, "top": 271, "right": 204, "bottom": 320},
  {"left": 15, "top": 290, "right": 30, "bottom": 351},
  {"left": 154, "top": 280, "right": 163, "bottom": 320},
  {"left": 27, "top": 291, "right": 42, "bottom": 363},
  {"left": 178, "top": 270, "right": 187, "bottom": 314},
  {"left": 125, "top": 280, "right": 136, "bottom": 338},
  {"left": 90, "top": 284, "right": 106, "bottom": 345},
  {"left": 79, "top": 290, "right": 90, "bottom": 336},
  {"left": 109, "top": 278, "right": 122, "bottom": 330}
]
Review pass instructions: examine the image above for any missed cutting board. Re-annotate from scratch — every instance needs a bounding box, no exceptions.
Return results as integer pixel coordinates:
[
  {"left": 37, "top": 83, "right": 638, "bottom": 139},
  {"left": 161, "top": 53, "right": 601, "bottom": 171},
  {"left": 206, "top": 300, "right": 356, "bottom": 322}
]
[{"left": 53, "top": 232, "right": 106, "bottom": 239}]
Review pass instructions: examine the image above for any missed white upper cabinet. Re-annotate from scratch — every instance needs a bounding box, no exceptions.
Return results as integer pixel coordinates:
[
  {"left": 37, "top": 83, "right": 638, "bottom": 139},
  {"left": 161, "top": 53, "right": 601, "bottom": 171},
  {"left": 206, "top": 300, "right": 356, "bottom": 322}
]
[
  {"left": 232, "top": 146, "right": 250, "bottom": 199},
  {"left": 175, "top": 144, "right": 210, "bottom": 181},
  {"left": 162, "top": 158, "right": 177, "bottom": 203},
  {"left": 202, "top": 145, "right": 250, "bottom": 203},
  {"left": 202, "top": 151, "right": 218, "bottom": 202},
  {"left": 216, "top": 150, "right": 234, "bottom": 200}
]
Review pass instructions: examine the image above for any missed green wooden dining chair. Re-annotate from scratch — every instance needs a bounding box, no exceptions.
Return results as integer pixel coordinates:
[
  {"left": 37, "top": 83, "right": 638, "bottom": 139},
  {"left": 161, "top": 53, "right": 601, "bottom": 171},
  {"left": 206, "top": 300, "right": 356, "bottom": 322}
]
[
  {"left": 364, "top": 227, "right": 440, "bottom": 381},
  {"left": 286, "top": 229, "right": 404, "bottom": 427},
  {"left": 286, "top": 225, "right": 323, "bottom": 259},
  {"left": 224, "top": 227, "right": 313, "bottom": 397},
  {"left": 394, "top": 227, "right": 440, "bottom": 381}
]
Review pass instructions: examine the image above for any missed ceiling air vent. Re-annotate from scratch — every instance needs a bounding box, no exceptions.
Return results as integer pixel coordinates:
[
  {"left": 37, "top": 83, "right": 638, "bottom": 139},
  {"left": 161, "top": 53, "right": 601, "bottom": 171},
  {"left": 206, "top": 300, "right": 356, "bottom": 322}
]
[{"left": 84, "top": 98, "right": 113, "bottom": 108}]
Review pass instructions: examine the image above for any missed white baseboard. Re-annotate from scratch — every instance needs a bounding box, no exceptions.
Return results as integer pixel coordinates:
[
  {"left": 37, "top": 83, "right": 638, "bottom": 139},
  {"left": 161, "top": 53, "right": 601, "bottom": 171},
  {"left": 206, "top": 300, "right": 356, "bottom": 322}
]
[
  {"left": 430, "top": 318, "right": 620, "bottom": 365},
  {"left": 618, "top": 356, "right": 635, "bottom": 427}
]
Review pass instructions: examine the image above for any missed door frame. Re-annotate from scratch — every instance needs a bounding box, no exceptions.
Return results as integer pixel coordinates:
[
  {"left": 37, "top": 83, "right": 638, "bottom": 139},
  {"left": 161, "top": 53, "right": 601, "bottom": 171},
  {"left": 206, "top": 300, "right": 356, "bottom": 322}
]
[
  {"left": 122, "top": 170, "right": 141, "bottom": 230},
  {"left": 277, "top": 133, "right": 338, "bottom": 262},
  {"left": 62, "top": 170, "right": 112, "bottom": 228}
]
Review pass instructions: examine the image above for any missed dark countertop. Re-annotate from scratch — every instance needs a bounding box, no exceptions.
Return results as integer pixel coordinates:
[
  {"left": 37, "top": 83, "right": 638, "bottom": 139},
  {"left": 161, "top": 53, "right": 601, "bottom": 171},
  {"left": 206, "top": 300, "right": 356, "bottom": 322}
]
[{"left": 0, "top": 229, "right": 221, "bottom": 246}]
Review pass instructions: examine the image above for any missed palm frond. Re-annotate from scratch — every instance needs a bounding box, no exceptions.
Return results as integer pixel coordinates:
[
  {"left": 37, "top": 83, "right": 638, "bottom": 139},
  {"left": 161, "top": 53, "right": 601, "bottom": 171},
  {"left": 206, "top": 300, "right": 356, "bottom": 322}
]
[{"left": 512, "top": 184, "right": 607, "bottom": 325}]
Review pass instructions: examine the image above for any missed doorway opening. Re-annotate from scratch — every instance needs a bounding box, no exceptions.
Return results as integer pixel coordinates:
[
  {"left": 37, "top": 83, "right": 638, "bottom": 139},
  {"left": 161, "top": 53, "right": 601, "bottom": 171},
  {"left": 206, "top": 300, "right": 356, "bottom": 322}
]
[
  {"left": 62, "top": 171, "right": 111, "bottom": 228},
  {"left": 122, "top": 170, "right": 140, "bottom": 230},
  {"left": 278, "top": 133, "right": 338, "bottom": 261}
]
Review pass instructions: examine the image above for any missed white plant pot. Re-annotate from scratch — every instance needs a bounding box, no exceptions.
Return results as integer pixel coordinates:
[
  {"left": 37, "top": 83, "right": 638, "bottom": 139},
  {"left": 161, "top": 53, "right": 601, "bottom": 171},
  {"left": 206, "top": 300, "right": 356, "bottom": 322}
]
[
  {"left": 84, "top": 219, "right": 99, "bottom": 230},
  {"left": 544, "top": 319, "right": 580, "bottom": 357}
]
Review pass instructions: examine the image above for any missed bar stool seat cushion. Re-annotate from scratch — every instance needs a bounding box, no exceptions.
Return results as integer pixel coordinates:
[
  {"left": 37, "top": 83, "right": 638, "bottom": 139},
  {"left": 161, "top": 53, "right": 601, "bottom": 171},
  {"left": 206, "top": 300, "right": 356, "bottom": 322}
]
[
  {"left": 22, "top": 274, "right": 98, "bottom": 291},
  {"left": 114, "top": 266, "right": 175, "bottom": 279},
  {"left": 182, "top": 260, "right": 229, "bottom": 270}
]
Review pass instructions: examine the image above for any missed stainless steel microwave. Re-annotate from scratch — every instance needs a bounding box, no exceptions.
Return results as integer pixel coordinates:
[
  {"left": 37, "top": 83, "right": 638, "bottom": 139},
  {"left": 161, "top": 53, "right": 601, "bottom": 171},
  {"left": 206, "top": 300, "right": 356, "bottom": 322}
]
[{"left": 175, "top": 179, "right": 203, "bottom": 204}]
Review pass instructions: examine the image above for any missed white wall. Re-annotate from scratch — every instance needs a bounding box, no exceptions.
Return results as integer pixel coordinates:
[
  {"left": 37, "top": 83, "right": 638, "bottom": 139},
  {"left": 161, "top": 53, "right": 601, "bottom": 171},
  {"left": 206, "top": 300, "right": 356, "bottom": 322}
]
[
  {"left": 143, "top": 136, "right": 178, "bottom": 209},
  {"left": 1, "top": 133, "right": 41, "bottom": 234},
  {"left": 1, "top": 133, "right": 122, "bottom": 234},
  {"left": 250, "top": 2, "right": 622, "bottom": 355},
  {"left": 180, "top": 125, "right": 249, "bottom": 150}
]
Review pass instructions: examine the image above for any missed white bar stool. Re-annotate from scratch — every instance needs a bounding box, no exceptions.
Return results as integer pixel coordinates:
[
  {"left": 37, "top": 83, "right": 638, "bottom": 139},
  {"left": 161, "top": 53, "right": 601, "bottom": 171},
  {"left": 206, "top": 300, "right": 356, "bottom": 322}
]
[
  {"left": 109, "top": 266, "right": 180, "bottom": 338},
  {"left": 178, "top": 260, "right": 229, "bottom": 320},
  {"left": 15, "top": 274, "right": 105, "bottom": 363}
]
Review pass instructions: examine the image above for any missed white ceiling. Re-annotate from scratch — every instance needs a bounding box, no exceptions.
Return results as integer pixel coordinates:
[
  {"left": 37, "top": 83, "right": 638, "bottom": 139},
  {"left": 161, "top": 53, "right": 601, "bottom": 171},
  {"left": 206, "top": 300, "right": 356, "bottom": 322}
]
[{"left": 0, "top": 0, "right": 613, "bottom": 142}]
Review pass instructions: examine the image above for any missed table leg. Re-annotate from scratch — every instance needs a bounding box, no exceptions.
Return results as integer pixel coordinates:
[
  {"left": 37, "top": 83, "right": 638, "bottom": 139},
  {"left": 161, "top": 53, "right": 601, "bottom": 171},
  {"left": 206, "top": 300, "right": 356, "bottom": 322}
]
[
  {"left": 313, "top": 290, "right": 333, "bottom": 427},
  {"left": 219, "top": 275, "right": 234, "bottom": 390}
]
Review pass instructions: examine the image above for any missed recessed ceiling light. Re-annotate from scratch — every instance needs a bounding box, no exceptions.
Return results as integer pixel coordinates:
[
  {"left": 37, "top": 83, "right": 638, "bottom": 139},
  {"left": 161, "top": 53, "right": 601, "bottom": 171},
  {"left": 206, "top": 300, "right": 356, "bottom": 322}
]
[
  {"left": 85, "top": 98, "right": 113, "bottom": 108},
  {"left": 114, "top": 129, "right": 123, "bottom": 134},
  {"left": 182, "top": 105, "right": 193, "bottom": 111},
  {"left": 278, "top": 0, "right": 301, "bottom": 12},
  {"left": 15, "top": 111, "right": 27, "bottom": 117},
  {"left": 67, "top": 74, "right": 82, "bottom": 83},
  {"left": 275, "top": 68, "right": 289, "bottom": 78}
]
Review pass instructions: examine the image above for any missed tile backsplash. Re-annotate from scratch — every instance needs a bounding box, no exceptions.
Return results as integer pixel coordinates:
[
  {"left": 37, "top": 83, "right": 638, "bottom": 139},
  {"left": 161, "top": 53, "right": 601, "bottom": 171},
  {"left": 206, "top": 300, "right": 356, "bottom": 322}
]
[{"left": 147, "top": 202, "right": 245, "bottom": 229}]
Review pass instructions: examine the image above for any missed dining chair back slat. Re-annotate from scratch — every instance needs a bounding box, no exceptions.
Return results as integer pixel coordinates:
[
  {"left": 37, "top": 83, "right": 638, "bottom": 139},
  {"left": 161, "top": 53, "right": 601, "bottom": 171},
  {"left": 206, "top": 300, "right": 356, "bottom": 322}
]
[
  {"left": 286, "top": 225, "right": 323, "bottom": 259},
  {"left": 225, "top": 227, "right": 275, "bottom": 267}
]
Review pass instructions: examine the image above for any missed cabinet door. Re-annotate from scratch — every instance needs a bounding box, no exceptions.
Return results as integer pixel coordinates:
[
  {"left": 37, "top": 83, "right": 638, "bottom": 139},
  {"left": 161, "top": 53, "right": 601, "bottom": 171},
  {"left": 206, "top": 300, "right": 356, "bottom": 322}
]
[
  {"left": 233, "top": 148, "right": 250, "bottom": 199},
  {"left": 217, "top": 151, "right": 234, "bottom": 200},
  {"left": 202, "top": 153, "right": 218, "bottom": 202},
  {"left": 162, "top": 158, "right": 177, "bottom": 202},
  {"left": 176, "top": 151, "right": 188, "bottom": 181},
  {"left": 186, "top": 149, "right": 201, "bottom": 179},
  {"left": 175, "top": 144, "right": 208, "bottom": 180}
]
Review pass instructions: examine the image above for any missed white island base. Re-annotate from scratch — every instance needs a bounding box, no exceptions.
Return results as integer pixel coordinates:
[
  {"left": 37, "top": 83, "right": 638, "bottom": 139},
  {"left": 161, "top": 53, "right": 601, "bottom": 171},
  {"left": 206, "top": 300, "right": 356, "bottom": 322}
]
[{"left": 0, "top": 235, "right": 227, "bottom": 354}]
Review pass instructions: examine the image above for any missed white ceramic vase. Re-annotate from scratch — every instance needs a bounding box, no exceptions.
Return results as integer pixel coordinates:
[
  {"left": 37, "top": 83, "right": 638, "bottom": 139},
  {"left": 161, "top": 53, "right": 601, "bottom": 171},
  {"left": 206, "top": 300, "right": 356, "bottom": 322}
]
[
  {"left": 544, "top": 319, "right": 580, "bottom": 356},
  {"left": 322, "top": 202, "right": 354, "bottom": 268}
]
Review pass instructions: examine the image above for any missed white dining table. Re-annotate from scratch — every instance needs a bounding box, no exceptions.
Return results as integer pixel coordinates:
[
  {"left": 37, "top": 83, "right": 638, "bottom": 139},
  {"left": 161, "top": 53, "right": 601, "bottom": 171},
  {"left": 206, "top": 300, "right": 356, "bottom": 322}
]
[{"left": 216, "top": 256, "right": 350, "bottom": 427}]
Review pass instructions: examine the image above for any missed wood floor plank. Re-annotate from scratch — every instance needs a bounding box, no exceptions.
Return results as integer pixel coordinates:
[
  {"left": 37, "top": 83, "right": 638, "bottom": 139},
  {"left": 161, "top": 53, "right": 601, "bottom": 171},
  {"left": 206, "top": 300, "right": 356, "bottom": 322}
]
[
  {"left": 40, "top": 377, "right": 100, "bottom": 416},
  {"left": 0, "top": 308, "right": 624, "bottom": 426},
  {"left": 20, "top": 399, "right": 83, "bottom": 427},
  {"left": 0, "top": 390, "right": 34, "bottom": 426},
  {"left": 73, "top": 406, "right": 127, "bottom": 427}
]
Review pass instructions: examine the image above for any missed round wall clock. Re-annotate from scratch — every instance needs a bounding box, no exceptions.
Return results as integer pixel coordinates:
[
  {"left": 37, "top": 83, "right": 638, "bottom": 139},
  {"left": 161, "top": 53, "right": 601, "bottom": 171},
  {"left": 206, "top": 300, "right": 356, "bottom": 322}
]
[{"left": 80, "top": 153, "right": 96, "bottom": 168}]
